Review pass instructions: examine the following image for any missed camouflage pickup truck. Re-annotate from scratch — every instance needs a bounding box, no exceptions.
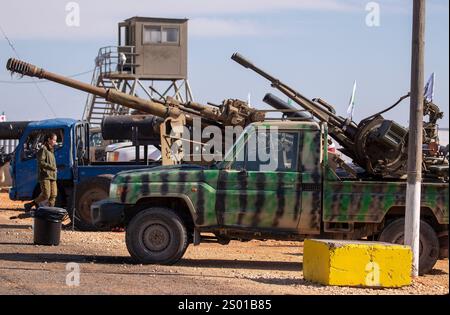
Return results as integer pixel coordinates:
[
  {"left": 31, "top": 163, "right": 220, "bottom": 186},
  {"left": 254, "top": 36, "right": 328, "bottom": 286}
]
[{"left": 92, "top": 121, "right": 448, "bottom": 274}]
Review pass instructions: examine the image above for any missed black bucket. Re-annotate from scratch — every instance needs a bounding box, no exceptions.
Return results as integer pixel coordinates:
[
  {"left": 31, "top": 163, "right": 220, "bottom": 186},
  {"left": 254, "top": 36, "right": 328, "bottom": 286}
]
[{"left": 33, "top": 207, "right": 68, "bottom": 246}]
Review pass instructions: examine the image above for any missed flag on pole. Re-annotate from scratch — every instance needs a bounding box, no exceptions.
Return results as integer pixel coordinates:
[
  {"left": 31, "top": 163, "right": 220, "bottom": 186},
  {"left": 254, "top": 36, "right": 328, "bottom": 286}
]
[
  {"left": 247, "top": 92, "right": 251, "bottom": 106},
  {"left": 424, "top": 72, "right": 435, "bottom": 102},
  {"left": 346, "top": 80, "right": 357, "bottom": 121}
]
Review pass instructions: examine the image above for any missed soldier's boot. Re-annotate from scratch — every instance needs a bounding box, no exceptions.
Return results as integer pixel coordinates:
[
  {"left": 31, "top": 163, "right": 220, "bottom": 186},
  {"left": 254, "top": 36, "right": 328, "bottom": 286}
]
[{"left": 24, "top": 201, "right": 36, "bottom": 212}]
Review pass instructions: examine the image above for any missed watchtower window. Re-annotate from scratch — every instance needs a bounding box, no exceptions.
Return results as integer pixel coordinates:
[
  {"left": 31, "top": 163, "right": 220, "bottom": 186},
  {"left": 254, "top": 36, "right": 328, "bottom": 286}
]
[
  {"left": 143, "top": 25, "right": 179, "bottom": 44},
  {"left": 143, "top": 26, "right": 161, "bottom": 43},
  {"left": 162, "top": 28, "right": 179, "bottom": 43}
]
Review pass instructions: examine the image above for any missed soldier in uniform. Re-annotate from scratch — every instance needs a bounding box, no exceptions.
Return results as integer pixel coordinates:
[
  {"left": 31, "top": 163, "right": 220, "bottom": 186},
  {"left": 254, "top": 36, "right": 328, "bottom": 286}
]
[{"left": 24, "top": 132, "right": 58, "bottom": 210}]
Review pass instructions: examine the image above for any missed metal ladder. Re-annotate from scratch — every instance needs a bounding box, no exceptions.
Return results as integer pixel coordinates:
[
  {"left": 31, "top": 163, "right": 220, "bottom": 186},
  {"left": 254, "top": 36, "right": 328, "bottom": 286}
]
[{"left": 82, "top": 46, "right": 137, "bottom": 128}]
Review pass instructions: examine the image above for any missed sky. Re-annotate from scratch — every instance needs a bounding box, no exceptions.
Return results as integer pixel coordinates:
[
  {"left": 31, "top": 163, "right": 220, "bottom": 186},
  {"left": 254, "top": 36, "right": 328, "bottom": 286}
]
[{"left": 0, "top": 0, "right": 448, "bottom": 129}]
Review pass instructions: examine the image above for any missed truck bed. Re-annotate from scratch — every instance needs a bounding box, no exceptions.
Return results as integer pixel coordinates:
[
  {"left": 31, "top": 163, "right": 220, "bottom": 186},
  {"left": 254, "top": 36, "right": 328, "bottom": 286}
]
[{"left": 323, "top": 179, "right": 449, "bottom": 224}]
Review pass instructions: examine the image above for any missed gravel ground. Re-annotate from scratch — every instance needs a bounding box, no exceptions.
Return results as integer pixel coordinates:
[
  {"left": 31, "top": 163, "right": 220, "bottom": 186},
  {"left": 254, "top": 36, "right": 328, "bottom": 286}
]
[{"left": 0, "top": 193, "right": 448, "bottom": 295}]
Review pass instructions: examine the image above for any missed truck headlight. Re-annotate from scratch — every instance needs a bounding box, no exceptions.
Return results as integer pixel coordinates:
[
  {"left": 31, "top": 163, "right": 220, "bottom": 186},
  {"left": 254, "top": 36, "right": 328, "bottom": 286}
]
[
  {"left": 109, "top": 182, "right": 118, "bottom": 200},
  {"left": 110, "top": 183, "right": 128, "bottom": 202}
]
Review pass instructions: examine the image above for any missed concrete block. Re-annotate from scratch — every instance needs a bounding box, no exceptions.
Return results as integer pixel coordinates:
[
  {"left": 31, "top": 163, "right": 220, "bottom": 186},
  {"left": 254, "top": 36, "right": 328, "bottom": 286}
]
[{"left": 303, "top": 239, "right": 412, "bottom": 287}]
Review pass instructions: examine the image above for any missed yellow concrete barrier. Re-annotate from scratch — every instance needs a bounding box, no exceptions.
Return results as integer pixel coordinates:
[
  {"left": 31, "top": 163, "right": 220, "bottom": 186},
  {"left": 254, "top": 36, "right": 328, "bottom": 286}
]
[{"left": 303, "top": 239, "right": 412, "bottom": 287}]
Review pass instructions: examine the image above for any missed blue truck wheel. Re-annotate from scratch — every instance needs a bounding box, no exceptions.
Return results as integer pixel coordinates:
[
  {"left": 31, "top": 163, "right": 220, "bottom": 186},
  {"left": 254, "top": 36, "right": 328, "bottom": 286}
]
[{"left": 74, "top": 175, "right": 112, "bottom": 231}]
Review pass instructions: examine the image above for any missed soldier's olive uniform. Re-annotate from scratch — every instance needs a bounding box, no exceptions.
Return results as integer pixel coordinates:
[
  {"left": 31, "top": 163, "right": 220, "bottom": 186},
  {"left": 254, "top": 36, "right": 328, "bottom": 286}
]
[{"left": 34, "top": 145, "right": 57, "bottom": 207}]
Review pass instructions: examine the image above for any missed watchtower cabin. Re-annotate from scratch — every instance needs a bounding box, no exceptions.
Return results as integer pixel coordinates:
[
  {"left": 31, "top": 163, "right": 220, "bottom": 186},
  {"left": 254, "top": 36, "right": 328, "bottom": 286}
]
[{"left": 83, "top": 17, "right": 193, "bottom": 128}]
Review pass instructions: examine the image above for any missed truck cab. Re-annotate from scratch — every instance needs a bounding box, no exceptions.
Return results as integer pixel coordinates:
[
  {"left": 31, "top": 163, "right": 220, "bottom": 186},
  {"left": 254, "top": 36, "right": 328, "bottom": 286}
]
[{"left": 9, "top": 118, "right": 80, "bottom": 202}]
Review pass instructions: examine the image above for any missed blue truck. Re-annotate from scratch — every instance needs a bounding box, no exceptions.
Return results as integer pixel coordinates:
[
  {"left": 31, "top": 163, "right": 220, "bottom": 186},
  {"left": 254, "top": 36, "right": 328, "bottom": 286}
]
[{"left": 6, "top": 118, "right": 159, "bottom": 230}]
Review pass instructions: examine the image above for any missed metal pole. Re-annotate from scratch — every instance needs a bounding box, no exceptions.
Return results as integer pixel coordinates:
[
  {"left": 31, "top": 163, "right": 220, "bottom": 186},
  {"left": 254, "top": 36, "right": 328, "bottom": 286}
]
[{"left": 405, "top": 0, "right": 425, "bottom": 277}]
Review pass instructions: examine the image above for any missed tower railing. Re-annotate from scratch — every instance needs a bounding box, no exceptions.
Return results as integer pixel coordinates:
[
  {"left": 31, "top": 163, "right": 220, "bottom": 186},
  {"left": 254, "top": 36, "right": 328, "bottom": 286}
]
[{"left": 95, "top": 45, "right": 139, "bottom": 76}]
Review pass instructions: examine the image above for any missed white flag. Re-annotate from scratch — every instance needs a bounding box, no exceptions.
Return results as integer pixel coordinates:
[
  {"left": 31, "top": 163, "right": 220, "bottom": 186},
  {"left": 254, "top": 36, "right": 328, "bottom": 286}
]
[
  {"left": 424, "top": 72, "right": 435, "bottom": 102},
  {"left": 346, "top": 80, "right": 357, "bottom": 120},
  {"left": 247, "top": 92, "right": 251, "bottom": 106}
]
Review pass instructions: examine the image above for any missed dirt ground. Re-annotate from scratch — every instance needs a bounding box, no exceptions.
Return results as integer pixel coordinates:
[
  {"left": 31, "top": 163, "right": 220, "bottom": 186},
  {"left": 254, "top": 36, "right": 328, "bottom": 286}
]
[{"left": 0, "top": 192, "right": 448, "bottom": 295}]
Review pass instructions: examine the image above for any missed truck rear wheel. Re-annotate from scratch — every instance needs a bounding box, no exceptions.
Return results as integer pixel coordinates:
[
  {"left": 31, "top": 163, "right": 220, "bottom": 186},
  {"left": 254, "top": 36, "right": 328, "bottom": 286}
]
[
  {"left": 74, "top": 175, "right": 112, "bottom": 231},
  {"left": 378, "top": 218, "right": 439, "bottom": 275},
  {"left": 125, "top": 207, "right": 188, "bottom": 265}
]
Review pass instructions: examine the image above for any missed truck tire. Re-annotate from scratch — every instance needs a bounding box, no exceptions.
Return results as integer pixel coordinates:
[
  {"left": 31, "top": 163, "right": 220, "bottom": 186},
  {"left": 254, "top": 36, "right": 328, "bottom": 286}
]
[
  {"left": 379, "top": 218, "right": 439, "bottom": 275},
  {"left": 74, "top": 175, "right": 112, "bottom": 231},
  {"left": 125, "top": 207, "right": 188, "bottom": 265}
]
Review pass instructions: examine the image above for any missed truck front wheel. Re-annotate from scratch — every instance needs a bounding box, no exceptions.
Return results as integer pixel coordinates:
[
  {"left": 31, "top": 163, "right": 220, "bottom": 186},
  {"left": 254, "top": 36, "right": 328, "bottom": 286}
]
[
  {"left": 378, "top": 218, "right": 439, "bottom": 275},
  {"left": 125, "top": 207, "right": 188, "bottom": 265}
]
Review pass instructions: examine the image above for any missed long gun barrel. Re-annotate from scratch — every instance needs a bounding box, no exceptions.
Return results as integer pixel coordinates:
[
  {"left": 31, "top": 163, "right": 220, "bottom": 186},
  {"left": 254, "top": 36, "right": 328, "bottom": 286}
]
[
  {"left": 232, "top": 53, "right": 358, "bottom": 154},
  {"left": 6, "top": 58, "right": 264, "bottom": 128},
  {"left": 231, "top": 53, "right": 348, "bottom": 126},
  {"left": 5, "top": 58, "right": 198, "bottom": 122}
]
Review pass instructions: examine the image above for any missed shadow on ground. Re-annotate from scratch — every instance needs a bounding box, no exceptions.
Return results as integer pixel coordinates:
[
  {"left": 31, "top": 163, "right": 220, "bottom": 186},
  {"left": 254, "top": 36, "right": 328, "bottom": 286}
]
[
  {"left": 0, "top": 252, "right": 302, "bottom": 271},
  {"left": 428, "top": 269, "right": 448, "bottom": 275},
  {"left": 0, "top": 224, "right": 32, "bottom": 230},
  {"left": 246, "top": 276, "right": 307, "bottom": 286},
  {"left": 0, "top": 252, "right": 132, "bottom": 264},
  {"left": 179, "top": 258, "right": 302, "bottom": 271}
]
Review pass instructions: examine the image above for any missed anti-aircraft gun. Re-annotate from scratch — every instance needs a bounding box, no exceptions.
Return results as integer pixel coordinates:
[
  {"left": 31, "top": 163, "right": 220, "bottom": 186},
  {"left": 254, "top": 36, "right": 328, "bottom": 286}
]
[
  {"left": 231, "top": 53, "right": 448, "bottom": 181},
  {"left": 6, "top": 58, "right": 265, "bottom": 165}
]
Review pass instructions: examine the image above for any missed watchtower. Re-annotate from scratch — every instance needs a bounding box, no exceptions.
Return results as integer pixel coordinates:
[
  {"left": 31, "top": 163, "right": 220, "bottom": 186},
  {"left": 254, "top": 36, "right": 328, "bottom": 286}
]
[
  {"left": 118, "top": 17, "right": 188, "bottom": 79},
  {"left": 83, "top": 17, "right": 193, "bottom": 128}
]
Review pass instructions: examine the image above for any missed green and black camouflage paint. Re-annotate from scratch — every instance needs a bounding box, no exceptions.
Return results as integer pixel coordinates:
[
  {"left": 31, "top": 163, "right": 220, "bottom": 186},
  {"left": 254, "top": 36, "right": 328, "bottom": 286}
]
[{"left": 109, "top": 121, "right": 449, "bottom": 237}]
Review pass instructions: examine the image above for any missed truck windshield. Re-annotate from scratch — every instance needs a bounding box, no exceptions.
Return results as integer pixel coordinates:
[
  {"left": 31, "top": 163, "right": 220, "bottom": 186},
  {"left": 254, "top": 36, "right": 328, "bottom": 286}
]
[
  {"left": 22, "top": 129, "right": 64, "bottom": 160},
  {"left": 218, "top": 125, "right": 253, "bottom": 169},
  {"left": 218, "top": 125, "right": 300, "bottom": 172}
]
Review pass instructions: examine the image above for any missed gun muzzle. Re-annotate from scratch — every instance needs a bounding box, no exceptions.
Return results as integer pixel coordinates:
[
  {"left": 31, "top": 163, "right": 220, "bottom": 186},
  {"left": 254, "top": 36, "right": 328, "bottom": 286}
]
[
  {"left": 231, "top": 53, "right": 254, "bottom": 69},
  {"left": 6, "top": 58, "right": 43, "bottom": 78}
]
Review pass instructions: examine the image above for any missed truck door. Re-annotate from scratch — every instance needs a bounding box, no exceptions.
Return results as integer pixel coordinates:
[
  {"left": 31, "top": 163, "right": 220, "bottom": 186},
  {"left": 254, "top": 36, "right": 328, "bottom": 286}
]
[
  {"left": 216, "top": 127, "right": 303, "bottom": 231},
  {"left": 14, "top": 128, "right": 68, "bottom": 199},
  {"left": 75, "top": 122, "right": 90, "bottom": 166},
  {"left": 296, "top": 129, "right": 322, "bottom": 235}
]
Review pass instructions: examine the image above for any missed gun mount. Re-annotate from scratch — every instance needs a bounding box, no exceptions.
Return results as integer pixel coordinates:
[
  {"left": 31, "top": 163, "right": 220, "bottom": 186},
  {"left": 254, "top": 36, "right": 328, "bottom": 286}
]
[
  {"left": 232, "top": 53, "right": 448, "bottom": 181},
  {"left": 6, "top": 58, "right": 265, "bottom": 165}
]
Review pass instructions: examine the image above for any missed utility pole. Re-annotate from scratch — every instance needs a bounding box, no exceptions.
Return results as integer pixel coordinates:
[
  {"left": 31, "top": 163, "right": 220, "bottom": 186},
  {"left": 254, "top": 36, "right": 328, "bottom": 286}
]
[{"left": 405, "top": 0, "right": 425, "bottom": 277}]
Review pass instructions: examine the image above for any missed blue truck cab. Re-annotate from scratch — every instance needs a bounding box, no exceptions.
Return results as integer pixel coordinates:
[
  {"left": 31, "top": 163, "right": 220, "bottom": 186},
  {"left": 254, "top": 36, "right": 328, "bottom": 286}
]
[
  {"left": 9, "top": 118, "right": 159, "bottom": 230},
  {"left": 10, "top": 118, "right": 75, "bottom": 201}
]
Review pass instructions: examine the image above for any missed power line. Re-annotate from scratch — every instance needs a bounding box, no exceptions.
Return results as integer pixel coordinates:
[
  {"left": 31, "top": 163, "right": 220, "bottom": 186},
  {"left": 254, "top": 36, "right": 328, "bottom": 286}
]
[
  {"left": 0, "top": 25, "right": 20, "bottom": 57},
  {"left": 0, "top": 69, "right": 94, "bottom": 84},
  {"left": 0, "top": 24, "right": 57, "bottom": 117}
]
